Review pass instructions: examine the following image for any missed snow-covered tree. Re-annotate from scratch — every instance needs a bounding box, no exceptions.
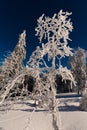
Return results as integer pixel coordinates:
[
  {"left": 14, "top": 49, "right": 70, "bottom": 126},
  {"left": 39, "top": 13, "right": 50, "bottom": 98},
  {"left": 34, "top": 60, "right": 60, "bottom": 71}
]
[
  {"left": 69, "top": 47, "right": 86, "bottom": 94},
  {"left": 0, "top": 31, "right": 26, "bottom": 95},
  {"left": 1, "top": 30, "right": 26, "bottom": 76},
  {"left": 27, "top": 10, "right": 75, "bottom": 130}
]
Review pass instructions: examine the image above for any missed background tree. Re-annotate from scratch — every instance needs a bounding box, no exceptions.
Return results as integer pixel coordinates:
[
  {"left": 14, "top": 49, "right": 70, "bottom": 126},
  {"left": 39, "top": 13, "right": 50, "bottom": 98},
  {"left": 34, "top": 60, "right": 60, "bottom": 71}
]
[
  {"left": 69, "top": 47, "right": 86, "bottom": 94},
  {"left": 0, "top": 31, "right": 26, "bottom": 94}
]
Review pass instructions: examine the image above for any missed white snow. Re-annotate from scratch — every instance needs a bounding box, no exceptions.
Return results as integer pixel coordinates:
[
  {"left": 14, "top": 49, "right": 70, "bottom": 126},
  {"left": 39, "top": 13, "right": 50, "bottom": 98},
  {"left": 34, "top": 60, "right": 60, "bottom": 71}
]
[
  {"left": 0, "top": 93, "right": 87, "bottom": 130},
  {"left": 0, "top": 100, "right": 55, "bottom": 130},
  {"left": 58, "top": 93, "right": 87, "bottom": 130}
]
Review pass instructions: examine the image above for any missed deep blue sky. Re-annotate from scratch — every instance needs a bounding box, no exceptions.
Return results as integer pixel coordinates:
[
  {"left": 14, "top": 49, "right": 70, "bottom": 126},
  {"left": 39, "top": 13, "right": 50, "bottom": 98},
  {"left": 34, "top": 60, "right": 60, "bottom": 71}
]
[{"left": 0, "top": 0, "right": 87, "bottom": 65}]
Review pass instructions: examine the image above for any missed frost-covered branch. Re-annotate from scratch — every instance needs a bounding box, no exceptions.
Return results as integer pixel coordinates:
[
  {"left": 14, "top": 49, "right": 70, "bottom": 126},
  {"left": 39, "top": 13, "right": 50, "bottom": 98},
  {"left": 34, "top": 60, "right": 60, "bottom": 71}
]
[
  {"left": 34, "top": 10, "right": 73, "bottom": 69},
  {"left": 35, "top": 10, "right": 73, "bottom": 44},
  {"left": 58, "top": 65, "right": 76, "bottom": 86}
]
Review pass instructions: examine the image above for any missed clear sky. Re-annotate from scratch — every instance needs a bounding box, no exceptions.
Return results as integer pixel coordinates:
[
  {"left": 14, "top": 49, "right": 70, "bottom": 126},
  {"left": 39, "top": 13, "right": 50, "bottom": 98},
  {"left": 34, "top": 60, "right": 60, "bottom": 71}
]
[{"left": 0, "top": 0, "right": 87, "bottom": 65}]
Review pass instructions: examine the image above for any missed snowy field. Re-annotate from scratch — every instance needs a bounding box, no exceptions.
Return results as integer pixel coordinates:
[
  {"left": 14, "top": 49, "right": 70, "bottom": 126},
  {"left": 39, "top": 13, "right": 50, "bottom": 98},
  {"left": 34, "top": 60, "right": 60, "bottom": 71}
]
[
  {"left": 0, "top": 100, "right": 56, "bottom": 130},
  {"left": 58, "top": 93, "right": 87, "bottom": 130},
  {"left": 0, "top": 93, "right": 87, "bottom": 130}
]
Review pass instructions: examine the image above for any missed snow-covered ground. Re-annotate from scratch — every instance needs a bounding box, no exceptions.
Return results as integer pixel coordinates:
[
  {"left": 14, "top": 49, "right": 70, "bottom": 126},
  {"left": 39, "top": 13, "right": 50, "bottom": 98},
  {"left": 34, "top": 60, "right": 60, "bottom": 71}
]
[
  {"left": 0, "top": 93, "right": 87, "bottom": 130},
  {"left": 58, "top": 93, "right": 87, "bottom": 130},
  {"left": 0, "top": 100, "right": 55, "bottom": 130}
]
